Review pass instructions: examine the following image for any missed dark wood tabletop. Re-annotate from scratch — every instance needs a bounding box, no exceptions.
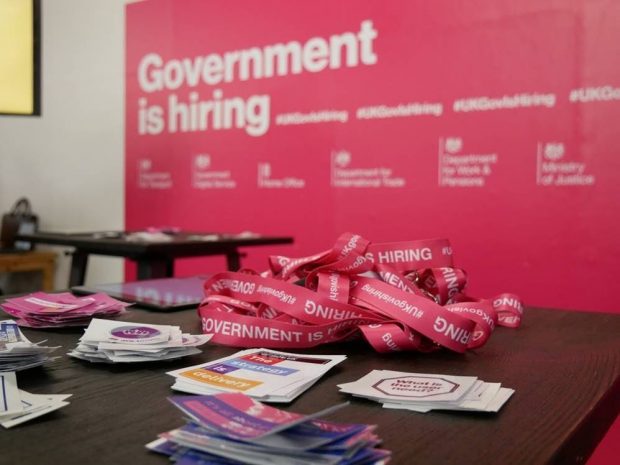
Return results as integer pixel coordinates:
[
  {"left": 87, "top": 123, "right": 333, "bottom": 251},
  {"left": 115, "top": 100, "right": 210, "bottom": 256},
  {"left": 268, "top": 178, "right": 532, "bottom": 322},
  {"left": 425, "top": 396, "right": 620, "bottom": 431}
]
[
  {"left": 1, "top": 305, "right": 619, "bottom": 465},
  {"left": 17, "top": 231, "right": 294, "bottom": 259},
  {"left": 16, "top": 231, "right": 294, "bottom": 286}
]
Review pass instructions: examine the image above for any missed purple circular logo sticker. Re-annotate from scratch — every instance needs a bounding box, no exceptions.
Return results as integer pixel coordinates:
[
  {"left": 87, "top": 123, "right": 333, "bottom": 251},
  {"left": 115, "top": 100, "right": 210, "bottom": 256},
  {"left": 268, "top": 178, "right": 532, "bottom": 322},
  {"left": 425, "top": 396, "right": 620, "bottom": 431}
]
[{"left": 110, "top": 325, "right": 161, "bottom": 339}]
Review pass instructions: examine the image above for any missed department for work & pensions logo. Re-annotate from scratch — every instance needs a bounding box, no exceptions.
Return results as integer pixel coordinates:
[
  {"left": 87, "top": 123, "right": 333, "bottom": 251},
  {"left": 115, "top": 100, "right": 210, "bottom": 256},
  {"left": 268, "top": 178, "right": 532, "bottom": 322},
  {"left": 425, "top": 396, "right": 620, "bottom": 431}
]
[{"left": 444, "top": 137, "right": 463, "bottom": 154}]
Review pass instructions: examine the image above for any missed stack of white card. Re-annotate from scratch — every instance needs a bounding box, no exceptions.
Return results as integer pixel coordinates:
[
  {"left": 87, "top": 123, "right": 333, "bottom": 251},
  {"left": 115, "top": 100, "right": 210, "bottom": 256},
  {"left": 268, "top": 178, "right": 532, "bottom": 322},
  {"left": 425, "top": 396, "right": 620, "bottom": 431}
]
[
  {"left": 1, "top": 320, "right": 60, "bottom": 372},
  {"left": 168, "top": 348, "right": 347, "bottom": 402},
  {"left": 0, "top": 371, "right": 71, "bottom": 428},
  {"left": 68, "top": 318, "right": 212, "bottom": 363},
  {"left": 338, "top": 370, "right": 514, "bottom": 413}
]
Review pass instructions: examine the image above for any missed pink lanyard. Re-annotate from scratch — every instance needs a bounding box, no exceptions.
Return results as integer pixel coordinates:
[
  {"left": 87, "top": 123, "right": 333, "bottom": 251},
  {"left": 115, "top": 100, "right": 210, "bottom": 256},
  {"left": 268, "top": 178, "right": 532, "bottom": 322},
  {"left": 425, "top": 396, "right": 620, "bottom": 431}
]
[{"left": 198, "top": 233, "right": 523, "bottom": 353}]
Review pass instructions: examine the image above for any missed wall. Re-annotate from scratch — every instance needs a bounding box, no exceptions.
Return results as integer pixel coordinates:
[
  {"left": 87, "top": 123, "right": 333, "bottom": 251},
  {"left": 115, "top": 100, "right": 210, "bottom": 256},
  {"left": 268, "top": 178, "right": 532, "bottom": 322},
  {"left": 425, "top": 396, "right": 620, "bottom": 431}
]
[{"left": 0, "top": 0, "right": 126, "bottom": 290}]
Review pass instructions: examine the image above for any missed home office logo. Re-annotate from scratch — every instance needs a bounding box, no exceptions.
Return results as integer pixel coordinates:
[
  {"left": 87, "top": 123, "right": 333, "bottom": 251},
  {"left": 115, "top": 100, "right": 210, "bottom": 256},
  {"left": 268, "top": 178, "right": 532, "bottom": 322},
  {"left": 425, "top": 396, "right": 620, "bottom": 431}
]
[
  {"left": 137, "top": 158, "right": 172, "bottom": 189},
  {"left": 330, "top": 149, "right": 405, "bottom": 188},
  {"left": 258, "top": 162, "right": 271, "bottom": 180},
  {"left": 444, "top": 137, "right": 463, "bottom": 154},
  {"left": 536, "top": 142, "right": 595, "bottom": 186},
  {"left": 192, "top": 153, "right": 236, "bottom": 189},
  {"left": 257, "top": 162, "right": 305, "bottom": 188}
]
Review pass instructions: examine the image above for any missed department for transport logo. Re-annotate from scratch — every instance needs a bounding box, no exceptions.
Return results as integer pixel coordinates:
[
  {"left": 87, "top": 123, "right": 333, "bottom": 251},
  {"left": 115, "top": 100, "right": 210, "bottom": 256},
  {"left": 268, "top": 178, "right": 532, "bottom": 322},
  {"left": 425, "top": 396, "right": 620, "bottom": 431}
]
[
  {"left": 444, "top": 137, "right": 463, "bottom": 154},
  {"left": 543, "top": 143, "right": 564, "bottom": 161},
  {"left": 194, "top": 154, "right": 211, "bottom": 170},
  {"left": 137, "top": 157, "right": 173, "bottom": 189},
  {"left": 138, "top": 159, "right": 152, "bottom": 171}
]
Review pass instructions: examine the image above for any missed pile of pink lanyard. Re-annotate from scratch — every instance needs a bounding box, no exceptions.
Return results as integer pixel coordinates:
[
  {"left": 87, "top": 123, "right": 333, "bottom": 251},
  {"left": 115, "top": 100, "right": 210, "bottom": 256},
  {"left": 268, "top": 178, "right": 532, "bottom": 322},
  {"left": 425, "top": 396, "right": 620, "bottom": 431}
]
[{"left": 198, "top": 233, "right": 523, "bottom": 354}]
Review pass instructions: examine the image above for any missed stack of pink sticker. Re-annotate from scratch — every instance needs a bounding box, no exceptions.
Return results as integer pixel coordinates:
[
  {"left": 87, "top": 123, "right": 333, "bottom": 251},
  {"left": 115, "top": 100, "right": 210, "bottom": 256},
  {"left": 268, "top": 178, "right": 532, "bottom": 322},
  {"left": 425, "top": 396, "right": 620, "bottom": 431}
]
[{"left": 1, "top": 292, "right": 130, "bottom": 328}]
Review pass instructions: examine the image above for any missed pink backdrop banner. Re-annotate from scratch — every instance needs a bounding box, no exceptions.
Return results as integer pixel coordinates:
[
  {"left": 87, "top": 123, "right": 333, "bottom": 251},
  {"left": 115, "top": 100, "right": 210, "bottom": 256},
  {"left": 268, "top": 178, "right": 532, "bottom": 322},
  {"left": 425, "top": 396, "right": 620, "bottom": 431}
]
[{"left": 125, "top": 0, "right": 620, "bottom": 313}]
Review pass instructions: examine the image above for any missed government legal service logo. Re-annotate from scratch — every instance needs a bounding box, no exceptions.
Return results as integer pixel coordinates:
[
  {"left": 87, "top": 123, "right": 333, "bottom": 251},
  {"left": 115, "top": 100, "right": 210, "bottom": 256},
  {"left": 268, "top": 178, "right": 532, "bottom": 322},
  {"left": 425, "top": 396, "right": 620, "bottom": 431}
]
[{"left": 373, "top": 375, "right": 459, "bottom": 398}]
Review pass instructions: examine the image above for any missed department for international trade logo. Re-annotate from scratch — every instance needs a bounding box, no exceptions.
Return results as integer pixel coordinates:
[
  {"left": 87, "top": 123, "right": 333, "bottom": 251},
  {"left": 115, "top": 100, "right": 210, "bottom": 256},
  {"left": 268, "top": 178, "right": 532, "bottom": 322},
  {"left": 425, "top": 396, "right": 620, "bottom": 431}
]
[
  {"left": 543, "top": 143, "right": 564, "bottom": 161},
  {"left": 444, "top": 137, "right": 463, "bottom": 154},
  {"left": 194, "top": 153, "right": 211, "bottom": 170},
  {"left": 331, "top": 148, "right": 405, "bottom": 188},
  {"left": 332, "top": 150, "right": 351, "bottom": 167}
]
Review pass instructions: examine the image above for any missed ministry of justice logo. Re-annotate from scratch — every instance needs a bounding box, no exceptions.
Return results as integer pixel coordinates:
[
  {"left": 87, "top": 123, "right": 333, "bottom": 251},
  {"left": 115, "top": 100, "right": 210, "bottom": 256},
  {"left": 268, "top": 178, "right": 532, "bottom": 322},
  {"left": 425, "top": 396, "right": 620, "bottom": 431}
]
[
  {"left": 444, "top": 137, "right": 463, "bottom": 154},
  {"left": 543, "top": 143, "right": 564, "bottom": 160}
]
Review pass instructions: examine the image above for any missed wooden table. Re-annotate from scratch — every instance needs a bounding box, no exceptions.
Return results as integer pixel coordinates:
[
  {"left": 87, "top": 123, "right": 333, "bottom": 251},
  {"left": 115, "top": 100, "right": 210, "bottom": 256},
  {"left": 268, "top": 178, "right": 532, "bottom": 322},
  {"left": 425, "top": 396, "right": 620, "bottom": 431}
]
[
  {"left": 17, "top": 231, "right": 293, "bottom": 287},
  {"left": 0, "top": 251, "right": 56, "bottom": 292},
  {"left": 0, "top": 306, "right": 618, "bottom": 465}
]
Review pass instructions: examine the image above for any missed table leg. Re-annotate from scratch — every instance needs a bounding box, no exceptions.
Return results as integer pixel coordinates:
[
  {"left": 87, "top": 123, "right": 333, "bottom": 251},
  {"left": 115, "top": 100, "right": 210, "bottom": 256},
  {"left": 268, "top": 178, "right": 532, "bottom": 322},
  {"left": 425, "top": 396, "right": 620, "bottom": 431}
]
[
  {"left": 226, "top": 249, "right": 242, "bottom": 271},
  {"left": 136, "top": 257, "right": 174, "bottom": 280},
  {"left": 68, "top": 251, "right": 89, "bottom": 287}
]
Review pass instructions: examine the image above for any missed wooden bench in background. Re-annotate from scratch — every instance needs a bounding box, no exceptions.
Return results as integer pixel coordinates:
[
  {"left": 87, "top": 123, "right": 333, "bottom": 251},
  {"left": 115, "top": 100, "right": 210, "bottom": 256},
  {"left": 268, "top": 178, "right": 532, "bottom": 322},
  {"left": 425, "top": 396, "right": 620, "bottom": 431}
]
[{"left": 0, "top": 251, "right": 56, "bottom": 292}]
